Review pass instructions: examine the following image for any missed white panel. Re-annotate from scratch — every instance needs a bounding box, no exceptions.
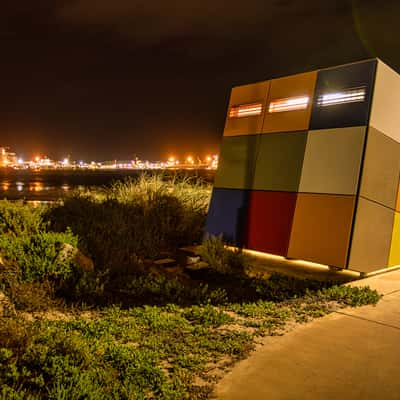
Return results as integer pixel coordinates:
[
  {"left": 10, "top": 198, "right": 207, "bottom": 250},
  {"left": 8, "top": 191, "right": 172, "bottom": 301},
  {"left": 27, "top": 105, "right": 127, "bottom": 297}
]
[{"left": 370, "top": 60, "right": 400, "bottom": 143}]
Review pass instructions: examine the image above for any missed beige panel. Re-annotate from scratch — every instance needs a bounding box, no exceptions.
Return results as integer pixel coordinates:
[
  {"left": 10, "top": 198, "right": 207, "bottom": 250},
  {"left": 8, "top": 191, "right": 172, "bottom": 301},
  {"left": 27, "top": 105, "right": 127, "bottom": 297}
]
[
  {"left": 348, "top": 197, "right": 394, "bottom": 273},
  {"left": 224, "top": 81, "right": 270, "bottom": 137},
  {"left": 262, "top": 71, "right": 317, "bottom": 133},
  {"left": 287, "top": 194, "right": 356, "bottom": 268},
  {"left": 370, "top": 60, "right": 400, "bottom": 143},
  {"left": 359, "top": 127, "right": 400, "bottom": 209},
  {"left": 299, "top": 127, "right": 366, "bottom": 195}
]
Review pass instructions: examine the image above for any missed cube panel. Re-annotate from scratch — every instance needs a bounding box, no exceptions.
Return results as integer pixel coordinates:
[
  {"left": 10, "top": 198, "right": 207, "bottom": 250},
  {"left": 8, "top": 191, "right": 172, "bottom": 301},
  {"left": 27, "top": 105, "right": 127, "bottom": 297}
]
[
  {"left": 246, "top": 191, "right": 297, "bottom": 256},
  {"left": 389, "top": 212, "right": 400, "bottom": 267},
  {"left": 252, "top": 131, "right": 307, "bottom": 192},
  {"left": 359, "top": 126, "right": 400, "bottom": 210},
  {"left": 214, "top": 135, "right": 259, "bottom": 190},
  {"left": 223, "top": 81, "right": 270, "bottom": 137},
  {"left": 287, "top": 194, "right": 356, "bottom": 268},
  {"left": 310, "top": 60, "right": 376, "bottom": 130},
  {"left": 261, "top": 71, "right": 317, "bottom": 134},
  {"left": 205, "top": 188, "right": 249, "bottom": 246},
  {"left": 348, "top": 197, "right": 394, "bottom": 272},
  {"left": 370, "top": 60, "right": 400, "bottom": 143},
  {"left": 299, "top": 126, "right": 366, "bottom": 195},
  {"left": 208, "top": 58, "right": 400, "bottom": 272},
  {"left": 397, "top": 186, "right": 400, "bottom": 212}
]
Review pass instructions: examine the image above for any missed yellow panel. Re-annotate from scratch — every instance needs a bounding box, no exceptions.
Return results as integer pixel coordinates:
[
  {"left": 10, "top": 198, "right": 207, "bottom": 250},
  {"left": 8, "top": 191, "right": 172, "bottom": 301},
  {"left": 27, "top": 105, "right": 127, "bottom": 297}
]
[
  {"left": 389, "top": 213, "right": 400, "bottom": 267},
  {"left": 397, "top": 186, "right": 400, "bottom": 212},
  {"left": 262, "top": 71, "right": 317, "bottom": 134},
  {"left": 223, "top": 81, "right": 270, "bottom": 137}
]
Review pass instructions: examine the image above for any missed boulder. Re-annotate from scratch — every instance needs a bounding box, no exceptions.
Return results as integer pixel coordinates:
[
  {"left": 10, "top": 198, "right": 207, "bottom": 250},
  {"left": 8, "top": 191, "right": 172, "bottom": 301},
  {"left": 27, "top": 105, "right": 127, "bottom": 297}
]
[{"left": 57, "top": 243, "right": 94, "bottom": 272}]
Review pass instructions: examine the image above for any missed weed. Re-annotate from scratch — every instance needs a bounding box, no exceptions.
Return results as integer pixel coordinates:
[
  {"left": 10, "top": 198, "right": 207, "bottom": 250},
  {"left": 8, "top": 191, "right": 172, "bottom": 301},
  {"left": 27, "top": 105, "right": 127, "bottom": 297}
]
[{"left": 200, "top": 236, "right": 249, "bottom": 275}]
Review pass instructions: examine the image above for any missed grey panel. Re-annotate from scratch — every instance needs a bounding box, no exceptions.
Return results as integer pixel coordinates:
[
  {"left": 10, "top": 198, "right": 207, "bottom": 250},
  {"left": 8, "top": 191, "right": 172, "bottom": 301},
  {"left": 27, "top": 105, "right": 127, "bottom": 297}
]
[
  {"left": 299, "top": 127, "right": 366, "bottom": 195},
  {"left": 359, "top": 127, "right": 400, "bottom": 210},
  {"left": 348, "top": 197, "right": 394, "bottom": 272}
]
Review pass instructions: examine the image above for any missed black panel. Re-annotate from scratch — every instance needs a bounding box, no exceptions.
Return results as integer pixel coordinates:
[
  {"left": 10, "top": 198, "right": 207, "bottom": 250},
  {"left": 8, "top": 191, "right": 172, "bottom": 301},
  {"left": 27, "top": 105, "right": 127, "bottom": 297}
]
[
  {"left": 205, "top": 188, "right": 250, "bottom": 246},
  {"left": 310, "top": 60, "right": 377, "bottom": 130}
]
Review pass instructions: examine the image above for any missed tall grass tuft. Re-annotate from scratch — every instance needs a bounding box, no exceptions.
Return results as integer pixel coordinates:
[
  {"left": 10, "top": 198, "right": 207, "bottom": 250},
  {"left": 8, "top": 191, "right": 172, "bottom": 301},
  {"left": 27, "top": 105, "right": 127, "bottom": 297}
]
[{"left": 45, "top": 173, "right": 212, "bottom": 272}]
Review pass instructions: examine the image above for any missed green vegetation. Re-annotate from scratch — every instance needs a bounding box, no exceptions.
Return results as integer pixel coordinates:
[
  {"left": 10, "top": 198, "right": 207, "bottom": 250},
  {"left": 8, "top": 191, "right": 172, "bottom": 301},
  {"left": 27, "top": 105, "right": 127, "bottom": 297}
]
[
  {"left": 45, "top": 174, "right": 211, "bottom": 270},
  {"left": 0, "top": 175, "right": 381, "bottom": 399}
]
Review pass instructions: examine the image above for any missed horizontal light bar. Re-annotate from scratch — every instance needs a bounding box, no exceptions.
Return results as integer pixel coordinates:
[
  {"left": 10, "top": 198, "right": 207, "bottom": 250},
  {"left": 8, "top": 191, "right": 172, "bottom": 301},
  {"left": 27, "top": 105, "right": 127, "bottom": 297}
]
[
  {"left": 229, "top": 102, "right": 263, "bottom": 118},
  {"left": 317, "top": 86, "right": 366, "bottom": 107},
  {"left": 268, "top": 96, "right": 309, "bottom": 113}
]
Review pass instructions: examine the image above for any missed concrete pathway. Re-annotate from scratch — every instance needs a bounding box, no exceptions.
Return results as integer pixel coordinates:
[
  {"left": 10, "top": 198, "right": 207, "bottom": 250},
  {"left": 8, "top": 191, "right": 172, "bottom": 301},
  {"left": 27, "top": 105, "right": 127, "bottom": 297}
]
[{"left": 214, "top": 270, "right": 400, "bottom": 400}]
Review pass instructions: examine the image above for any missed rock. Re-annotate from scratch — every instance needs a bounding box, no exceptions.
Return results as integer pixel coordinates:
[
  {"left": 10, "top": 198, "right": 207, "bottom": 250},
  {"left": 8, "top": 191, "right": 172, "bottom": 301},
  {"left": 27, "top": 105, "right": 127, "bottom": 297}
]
[
  {"left": 187, "top": 256, "right": 200, "bottom": 265},
  {"left": 57, "top": 243, "right": 94, "bottom": 272},
  {"left": 176, "top": 245, "right": 202, "bottom": 266},
  {"left": 185, "top": 261, "right": 209, "bottom": 271},
  {"left": 74, "top": 251, "right": 95, "bottom": 272},
  {"left": 153, "top": 258, "right": 177, "bottom": 267}
]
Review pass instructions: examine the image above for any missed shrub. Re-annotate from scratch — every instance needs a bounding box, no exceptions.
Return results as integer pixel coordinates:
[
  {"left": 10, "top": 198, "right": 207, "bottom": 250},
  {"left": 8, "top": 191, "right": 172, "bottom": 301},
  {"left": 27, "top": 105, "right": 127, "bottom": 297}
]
[
  {"left": 0, "top": 201, "right": 44, "bottom": 236},
  {"left": 45, "top": 174, "right": 212, "bottom": 271},
  {"left": 0, "top": 230, "right": 78, "bottom": 283}
]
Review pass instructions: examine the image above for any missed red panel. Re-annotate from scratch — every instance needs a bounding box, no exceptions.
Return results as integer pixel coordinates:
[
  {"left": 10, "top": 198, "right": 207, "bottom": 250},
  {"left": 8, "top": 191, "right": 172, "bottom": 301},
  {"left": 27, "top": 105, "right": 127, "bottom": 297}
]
[{"left": 246, "top": 191, "right": 297, "bottom": 256}]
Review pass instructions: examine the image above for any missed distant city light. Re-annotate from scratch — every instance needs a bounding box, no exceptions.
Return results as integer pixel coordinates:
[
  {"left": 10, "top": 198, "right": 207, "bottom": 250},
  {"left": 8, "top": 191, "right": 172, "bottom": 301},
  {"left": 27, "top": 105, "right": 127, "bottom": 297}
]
[{"left": 0, "top": 147, "right": 218, "bottom": 170}]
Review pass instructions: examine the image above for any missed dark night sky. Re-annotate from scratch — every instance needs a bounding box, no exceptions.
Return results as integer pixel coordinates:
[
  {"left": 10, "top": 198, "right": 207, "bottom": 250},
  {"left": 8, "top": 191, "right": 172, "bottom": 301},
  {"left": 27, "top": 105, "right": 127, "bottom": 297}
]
[{"left": 1, "top": 0, "right": 399, "bottom": 161}]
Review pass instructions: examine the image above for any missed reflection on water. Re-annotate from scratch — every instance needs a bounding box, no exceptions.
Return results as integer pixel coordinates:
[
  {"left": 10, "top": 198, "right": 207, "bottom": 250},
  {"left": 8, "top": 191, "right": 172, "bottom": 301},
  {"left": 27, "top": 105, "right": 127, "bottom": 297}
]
[{"left": 0, "top": 169, "right": 215, "bottom": 201}]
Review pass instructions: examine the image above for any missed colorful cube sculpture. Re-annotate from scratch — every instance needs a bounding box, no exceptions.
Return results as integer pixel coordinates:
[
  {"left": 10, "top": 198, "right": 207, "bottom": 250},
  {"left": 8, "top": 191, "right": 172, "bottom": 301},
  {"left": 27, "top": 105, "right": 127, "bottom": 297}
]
[{"left": 205, "top": 59, "right": 400, "bottom": 273}]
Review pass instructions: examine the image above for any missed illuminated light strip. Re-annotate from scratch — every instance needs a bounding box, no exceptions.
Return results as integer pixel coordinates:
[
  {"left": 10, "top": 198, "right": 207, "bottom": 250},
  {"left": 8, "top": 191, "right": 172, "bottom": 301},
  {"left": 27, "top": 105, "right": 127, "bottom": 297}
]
[
  {"left": 229, "top": 103, "right": 263, "bottom": 118},
  {"left": 268, "top": 96, "right": 309, "bottom": 113},
  {"left": 317, "top": 86, "right": 367, "bottom": 107},
  {"left": 225, "top": 246, "right": 361, "bottom": 278}
]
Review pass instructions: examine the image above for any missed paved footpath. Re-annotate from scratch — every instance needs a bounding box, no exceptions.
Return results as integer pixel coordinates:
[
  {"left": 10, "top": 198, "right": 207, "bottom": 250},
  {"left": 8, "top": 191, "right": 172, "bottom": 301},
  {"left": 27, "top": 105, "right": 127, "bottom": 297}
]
[{"left": 214, "top": 270, "right": 400, "bottom": 400}]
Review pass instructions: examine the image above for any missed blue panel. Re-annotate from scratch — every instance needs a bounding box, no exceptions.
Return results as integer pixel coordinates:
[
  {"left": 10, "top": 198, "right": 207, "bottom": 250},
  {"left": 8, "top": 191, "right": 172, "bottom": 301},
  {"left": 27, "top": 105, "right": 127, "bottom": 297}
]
[
  {"left": 205, "top": 188, "right": 249, "bottom": 246},
  {"left": 310, "top": 60, "right": 377, "bottom": 130}
]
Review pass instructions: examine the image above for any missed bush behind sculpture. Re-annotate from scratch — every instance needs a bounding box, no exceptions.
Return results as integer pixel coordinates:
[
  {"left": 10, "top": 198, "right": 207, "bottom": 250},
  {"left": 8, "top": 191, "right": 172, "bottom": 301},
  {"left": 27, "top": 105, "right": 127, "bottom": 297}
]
[{"left": 45, "top": 174, "right": 211, "bottom": 272}]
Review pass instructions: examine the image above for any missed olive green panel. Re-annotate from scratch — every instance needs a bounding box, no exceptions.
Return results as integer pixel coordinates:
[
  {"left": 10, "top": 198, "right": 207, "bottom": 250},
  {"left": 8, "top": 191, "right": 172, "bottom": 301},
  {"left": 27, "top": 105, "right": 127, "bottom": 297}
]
[
  {"left": 359, "top": 127, "right": 400, "bottom": 210},
  {"left": 389, "top": 212, "right": 400, "bottom": 267},
  {"left": 287, "top": 193, "right": 356, "bottom": 268},
  {"left": 252, "top": 131, "right": 308, "bottom": 192},
  {"left": 370, "top": 60, "right": 400, "bottom": 143},
  {"left": 299, "top": 127, "right": 366, "bottom": 195},
  {"left": 348, "top": 197, "right": 394, "bottom": 273},
  {"left": 214, "top": 135, "right": 259, "bottom": 190},
  {"left": 224, "top": 81, "right": 270, "bottom": 137}
]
